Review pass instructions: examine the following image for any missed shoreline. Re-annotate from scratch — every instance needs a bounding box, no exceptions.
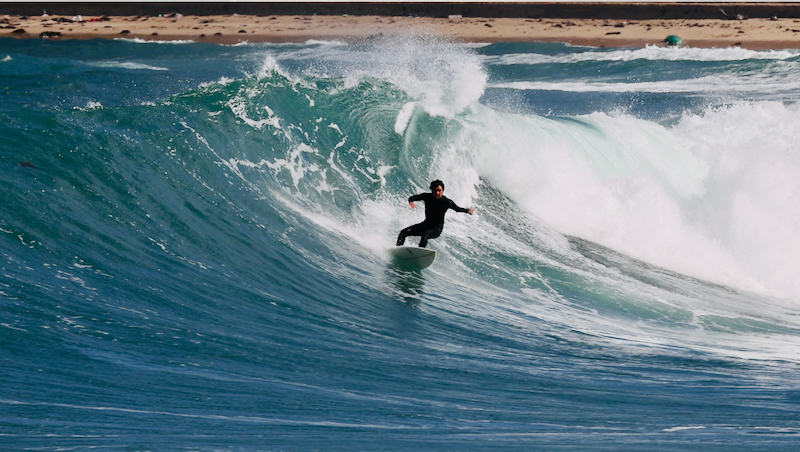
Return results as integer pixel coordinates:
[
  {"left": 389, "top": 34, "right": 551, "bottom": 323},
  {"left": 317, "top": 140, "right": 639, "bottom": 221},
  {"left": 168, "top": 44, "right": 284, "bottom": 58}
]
[{"left": 3, "top": 13, "right": 800, "bottom": 49}]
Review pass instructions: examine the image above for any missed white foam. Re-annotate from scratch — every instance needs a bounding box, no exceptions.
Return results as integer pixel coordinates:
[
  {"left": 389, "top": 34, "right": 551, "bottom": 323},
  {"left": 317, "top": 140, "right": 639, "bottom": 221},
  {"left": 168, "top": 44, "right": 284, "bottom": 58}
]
[
  {"left": 490, "top": 66, "right": 800, "bottom": 97},
  {"left": 304, "top": 39, "right": 347, "bottom": 47},
  {"left": 114, "top": 37, "right": 195, "bottom": 45},
  {"left": 460, "top": 101, "right": 800, "bottom": 301},
  {"left": 199, "top": 77, "right": 235, "bottom": 89},
  {"left": 74, "top": 101, "right": 103, "bottom": 111},
  {"left": 394, "top": 102, "right": 416, "bottom": 135},
  {"left": 672, "top": 102, "right": 800, "bottom": 300},
  {"left": 86, "top": 61, "right": 169, "bottom": 71},
  {"left": 485, "top": 45, "right": 799, "bottom": 66}
]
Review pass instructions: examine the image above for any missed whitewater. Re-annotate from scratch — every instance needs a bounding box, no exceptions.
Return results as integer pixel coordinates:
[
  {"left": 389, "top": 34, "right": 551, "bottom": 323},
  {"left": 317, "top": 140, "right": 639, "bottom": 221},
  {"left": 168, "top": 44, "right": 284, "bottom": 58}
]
[{"left": 2, "top": 35, "right": 800, "bottom": 451}]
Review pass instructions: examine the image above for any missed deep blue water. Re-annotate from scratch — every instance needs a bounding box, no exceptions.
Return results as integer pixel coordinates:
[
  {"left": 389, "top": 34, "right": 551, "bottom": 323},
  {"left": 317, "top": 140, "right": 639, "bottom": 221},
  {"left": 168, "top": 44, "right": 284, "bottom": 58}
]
[{"left": 3, "top": 36, "right": 800, "bottom": 451}]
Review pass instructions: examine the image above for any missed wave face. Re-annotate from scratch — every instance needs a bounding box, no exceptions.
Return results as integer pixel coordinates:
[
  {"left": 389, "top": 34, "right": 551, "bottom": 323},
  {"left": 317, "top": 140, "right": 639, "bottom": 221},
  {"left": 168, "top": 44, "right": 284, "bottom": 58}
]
[{"left": 3, "top": 37, "right": 800, "bottom": 450}]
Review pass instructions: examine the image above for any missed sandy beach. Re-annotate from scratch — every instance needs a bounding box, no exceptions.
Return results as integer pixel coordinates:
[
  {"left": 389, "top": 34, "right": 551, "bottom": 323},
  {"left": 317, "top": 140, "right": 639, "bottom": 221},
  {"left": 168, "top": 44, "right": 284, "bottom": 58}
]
[{"left": 3, "top": 11, "right": 800, "bottom": 49}]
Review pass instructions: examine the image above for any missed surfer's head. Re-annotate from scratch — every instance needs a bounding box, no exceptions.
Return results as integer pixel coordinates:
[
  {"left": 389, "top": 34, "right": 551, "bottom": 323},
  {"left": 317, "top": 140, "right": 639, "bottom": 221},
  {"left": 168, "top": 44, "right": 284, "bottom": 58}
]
[{"left": 430, "top": 180, "right": 444, "bottom": 199}]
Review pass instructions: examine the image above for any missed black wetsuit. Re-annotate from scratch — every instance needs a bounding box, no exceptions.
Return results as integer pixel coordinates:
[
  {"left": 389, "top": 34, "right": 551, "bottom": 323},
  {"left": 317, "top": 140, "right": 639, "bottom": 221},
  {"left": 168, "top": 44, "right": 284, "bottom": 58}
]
[{"left": 396, "top": 192, "right": 471, "bottom": 248}]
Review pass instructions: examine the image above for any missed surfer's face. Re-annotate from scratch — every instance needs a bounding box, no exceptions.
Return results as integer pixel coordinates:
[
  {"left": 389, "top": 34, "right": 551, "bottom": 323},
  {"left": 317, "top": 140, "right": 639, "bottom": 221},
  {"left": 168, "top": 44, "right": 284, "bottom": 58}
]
[{"left": 432, "top": 186, "right": 444, "bottom": 199}]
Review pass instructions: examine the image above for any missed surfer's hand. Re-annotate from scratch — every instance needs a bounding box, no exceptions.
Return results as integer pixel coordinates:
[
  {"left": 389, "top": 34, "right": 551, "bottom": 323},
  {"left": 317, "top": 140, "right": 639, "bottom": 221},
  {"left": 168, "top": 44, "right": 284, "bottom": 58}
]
[
  {"left": 409, "top": 202, "right": 416, "bottom": 209},
  {"left": 469, "top": 208, "right": 474, "bottom": 215}
]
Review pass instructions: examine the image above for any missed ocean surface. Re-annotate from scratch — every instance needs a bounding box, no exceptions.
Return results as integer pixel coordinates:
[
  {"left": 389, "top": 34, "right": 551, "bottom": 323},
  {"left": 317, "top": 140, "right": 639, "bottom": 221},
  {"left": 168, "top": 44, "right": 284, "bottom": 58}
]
[{"left": 2, "top": 35, "right": 800, "bottom": 451}]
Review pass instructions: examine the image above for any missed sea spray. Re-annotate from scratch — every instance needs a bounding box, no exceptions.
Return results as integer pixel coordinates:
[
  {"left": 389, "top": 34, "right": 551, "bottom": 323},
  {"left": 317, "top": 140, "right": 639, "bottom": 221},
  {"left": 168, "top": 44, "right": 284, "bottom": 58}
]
[
  {"left": 277, "top": 34, "right": 488, "bottom": 119},
  {"left": 447, "top": 101, "right": 800, "bottom": 300},
  {"left": 673, "top": 101, "right": 800, "bottom": 300}
]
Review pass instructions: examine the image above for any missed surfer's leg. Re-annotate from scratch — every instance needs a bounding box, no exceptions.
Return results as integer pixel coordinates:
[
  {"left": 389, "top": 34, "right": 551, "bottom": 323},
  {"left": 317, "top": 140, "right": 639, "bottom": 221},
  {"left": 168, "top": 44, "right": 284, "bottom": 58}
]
[
  {"left": 396, "top": 228, "right": 408, "bottom": 246},
  {"left": 418, "top": 226, "right": 442, "bottom": 248},
  {"left": 397, "top": 223, "right": 426, "bottom": 246}
]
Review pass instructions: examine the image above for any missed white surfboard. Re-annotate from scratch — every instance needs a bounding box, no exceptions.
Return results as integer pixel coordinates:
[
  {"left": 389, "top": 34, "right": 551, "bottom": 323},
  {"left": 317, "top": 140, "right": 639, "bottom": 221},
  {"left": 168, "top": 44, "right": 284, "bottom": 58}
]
[{"left": 390, "top": 246, "right": 436, "bottom": 270}]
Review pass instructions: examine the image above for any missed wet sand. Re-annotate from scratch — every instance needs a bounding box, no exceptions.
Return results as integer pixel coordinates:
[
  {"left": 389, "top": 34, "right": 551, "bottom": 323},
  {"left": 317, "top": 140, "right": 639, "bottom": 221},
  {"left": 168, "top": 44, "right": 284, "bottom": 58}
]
[{"left": 3, "top": 12, "right": 800, "bottom": 49}]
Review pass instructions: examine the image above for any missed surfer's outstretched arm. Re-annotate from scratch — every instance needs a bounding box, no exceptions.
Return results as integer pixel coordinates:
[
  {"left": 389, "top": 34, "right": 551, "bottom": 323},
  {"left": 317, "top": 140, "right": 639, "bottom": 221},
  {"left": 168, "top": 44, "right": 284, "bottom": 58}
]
[
  {"left": 447, "top": 198, "right": 474, "bottom": 215},
  {"left": 408, "top": 192, "right": 426, "bottom": 209}
]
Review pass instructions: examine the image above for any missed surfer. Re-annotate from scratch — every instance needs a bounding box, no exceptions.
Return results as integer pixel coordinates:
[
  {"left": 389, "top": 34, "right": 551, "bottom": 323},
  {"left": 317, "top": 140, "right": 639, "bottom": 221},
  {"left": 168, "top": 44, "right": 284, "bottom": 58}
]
[{"left": 396, "top": 180, "right": 474, "bottom": 248}]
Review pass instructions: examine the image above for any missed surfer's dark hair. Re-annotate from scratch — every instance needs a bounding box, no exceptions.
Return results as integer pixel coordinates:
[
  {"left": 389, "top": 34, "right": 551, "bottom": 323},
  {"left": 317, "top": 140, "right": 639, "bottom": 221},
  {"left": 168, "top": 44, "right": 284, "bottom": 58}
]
[{"left": 430, "top": 180, "right": 444, "bottom": 190}]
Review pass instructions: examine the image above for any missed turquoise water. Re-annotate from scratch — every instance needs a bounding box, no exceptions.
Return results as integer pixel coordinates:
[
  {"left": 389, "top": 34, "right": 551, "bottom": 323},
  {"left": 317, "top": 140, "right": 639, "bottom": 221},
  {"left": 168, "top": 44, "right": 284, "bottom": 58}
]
[{"left": 3, "top": 36, "right": 800, "bottom": 451}]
